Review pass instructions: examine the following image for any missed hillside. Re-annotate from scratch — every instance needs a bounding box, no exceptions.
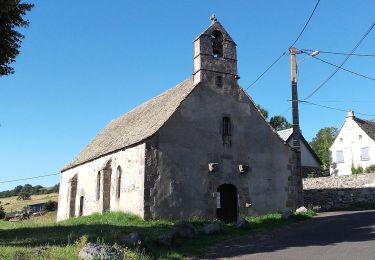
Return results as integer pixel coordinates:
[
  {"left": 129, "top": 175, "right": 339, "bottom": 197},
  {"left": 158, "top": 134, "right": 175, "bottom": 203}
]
[{"left": 0, "top": 193, "right": 58, "bottom": 213}]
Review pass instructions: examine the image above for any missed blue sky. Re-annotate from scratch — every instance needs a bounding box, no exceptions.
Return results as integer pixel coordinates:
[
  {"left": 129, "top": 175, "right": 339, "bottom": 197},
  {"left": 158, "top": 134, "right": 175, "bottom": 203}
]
[{"left": 0, "top": 1, "right": 374, "bottom": 191}]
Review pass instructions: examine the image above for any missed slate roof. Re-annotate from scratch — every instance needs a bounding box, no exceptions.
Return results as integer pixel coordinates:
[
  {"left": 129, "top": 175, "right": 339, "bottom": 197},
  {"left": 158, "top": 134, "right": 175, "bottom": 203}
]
[
  {"left": 355, "top": 117, "right": 375, "bottom": 141},
  {"left": 62, "top": 77, "right": 196, "bottom": 172},
  {"left": 277, "top": 128, "right": 322, "bottom": 165},
  {"left": 277, "top": 128, "right": 293, "bottom": 142}
]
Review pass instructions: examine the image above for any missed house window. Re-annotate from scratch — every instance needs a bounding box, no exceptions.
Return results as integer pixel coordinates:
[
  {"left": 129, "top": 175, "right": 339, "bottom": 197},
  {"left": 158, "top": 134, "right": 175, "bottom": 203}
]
[
  {"left": 361, "top": 147, "right": 370, "bottom": 161},
  {"left": 336, "top": 150, "right": 344, "bottom": 163},
  {"left": 222, "top": 116, "right": 231, "bottom": 146},
  {"left": 116, "top": 166, "right": 122, "bottom": 199},
  {"left": 96, "top": 172, "right": 101, "bottom": 201},
  {"left": 359, "top": 135, "right": 362, "bottom": 140},
  {"left": 79, "top": 196, "right": 84, "bottom": 216}
]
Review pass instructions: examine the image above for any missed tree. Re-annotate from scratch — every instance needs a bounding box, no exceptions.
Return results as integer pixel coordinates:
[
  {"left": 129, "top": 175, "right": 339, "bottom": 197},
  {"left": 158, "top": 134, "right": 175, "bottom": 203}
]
[
  {"left": 17, "top": 191, "right": 31, "bottom": 200},
  {"left": 0, "top": 206, "right": 5, "bottom": 219},
  {"left": 257, "top": 105, "right": 269, "bottom": 120},
  {"left": 0, "top": 0, "right": 34, "bottom": 76},
  {"left": 269, "top": 115, "right": 293, "bottom": 131},
  {"left": 310, "top": 127, "right": 338, "bottom": 174}
]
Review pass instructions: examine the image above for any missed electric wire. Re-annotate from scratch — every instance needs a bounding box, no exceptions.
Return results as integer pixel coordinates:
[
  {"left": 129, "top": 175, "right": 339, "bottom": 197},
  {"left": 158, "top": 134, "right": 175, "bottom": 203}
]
[
  {"left": 302, "top": 49, "right": 375, "bottom": 57},
  {"left": 299, "top": 100, "right": 375, "bottom": 117},
  {"left": 246, "top": 52, "right": 287, "bottom": 90},
  {"left": 289, "top": 0, "right": 321, "bottom": 47},
  {"left": 303, "top": 21, "right": 375, "bottom": 100},
  {"left": 308, "top": 54, "right": 375, "bottom": 81},
  {"left": 247, "top": 0, "right": 321, "bottom": 90},
  {"left": 0, "top": 173, "right": 59, "bottom": 184}
]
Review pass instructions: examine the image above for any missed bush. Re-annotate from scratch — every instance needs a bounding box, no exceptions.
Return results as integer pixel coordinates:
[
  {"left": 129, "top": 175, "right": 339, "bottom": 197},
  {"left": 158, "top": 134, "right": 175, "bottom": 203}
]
[
  {"left": 351, "top": 164, "right": 364, "bottom": 175},
  {"left": 17, "top": 191, "right": 31, "bottom": 200},
  {"left": 0, "top": 206, "right": 5, "bottom": 219},
  {"left": 366, "top": 164, "right": 375, "bottom": 173},
  {"left": 44, "top": 200, "right": 58, "bottom": 211}
]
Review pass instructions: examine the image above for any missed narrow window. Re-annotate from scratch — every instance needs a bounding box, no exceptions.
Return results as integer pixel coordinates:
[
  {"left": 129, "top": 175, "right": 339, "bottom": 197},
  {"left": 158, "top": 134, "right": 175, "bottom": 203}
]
[
  {"left": 79, "top": 196, "right": 84, "bottom": 216},
  {"left": 222, "top": 116, "right": 231, "bottom": 146},
  {"left": 361, "top": 147, "right": 370, "bottom": 161},
  {"left": 223, "top": 117, "right": 231, "bottom": 136},
  {"left": 336, "top": 150, "right": 344, "bottom": 163},
  {"left": 216, "top": 76, "right": 223, "bottom": 88},
  {"left": 96, "top": 172, "right": 101, "bottom": 201},
  {"left": 116, "top": 166, "right": 122, "bottom": 199},
  {"left": 211, "top": 30, "right": 223, "bottom": 58}
]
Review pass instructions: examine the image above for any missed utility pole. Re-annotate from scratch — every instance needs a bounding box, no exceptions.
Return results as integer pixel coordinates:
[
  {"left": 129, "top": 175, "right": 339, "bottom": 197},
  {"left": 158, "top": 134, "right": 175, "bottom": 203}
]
[{"left": 290, "top": 47, "right": 303, "bottom": 207}]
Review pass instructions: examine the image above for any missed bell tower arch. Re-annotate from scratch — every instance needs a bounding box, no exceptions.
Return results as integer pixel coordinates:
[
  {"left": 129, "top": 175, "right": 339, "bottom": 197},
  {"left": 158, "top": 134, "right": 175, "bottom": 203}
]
[{"left": 193, "top": 16, "right": 239, "bottom": 85}]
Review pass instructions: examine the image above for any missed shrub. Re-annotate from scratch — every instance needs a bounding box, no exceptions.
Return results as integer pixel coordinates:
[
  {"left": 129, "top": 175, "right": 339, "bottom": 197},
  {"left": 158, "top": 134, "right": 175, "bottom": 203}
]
[
  {"left": 44, "top": 200, "right": 58, "bottom": 211},
  {"left": 0, "top": 206, "right": 5, "bottom": 219},
  {"left": 351, "top": 164, "right": 364, "bottom": 175},
  {"left": 365, "top": 164, "right": 375, "bottom": 173}
]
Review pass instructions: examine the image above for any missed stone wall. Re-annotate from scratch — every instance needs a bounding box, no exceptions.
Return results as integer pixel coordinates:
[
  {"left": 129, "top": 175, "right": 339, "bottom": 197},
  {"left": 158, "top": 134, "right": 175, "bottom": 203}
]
[{"left": 303, "top": 173, "right": 375, "bottom": 211}]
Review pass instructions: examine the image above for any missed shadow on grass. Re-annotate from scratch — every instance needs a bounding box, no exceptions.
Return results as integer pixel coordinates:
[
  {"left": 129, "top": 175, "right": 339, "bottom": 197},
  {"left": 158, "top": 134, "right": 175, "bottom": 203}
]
[{"left": 0, "top": 213, "right": 313, "bottom": 259}]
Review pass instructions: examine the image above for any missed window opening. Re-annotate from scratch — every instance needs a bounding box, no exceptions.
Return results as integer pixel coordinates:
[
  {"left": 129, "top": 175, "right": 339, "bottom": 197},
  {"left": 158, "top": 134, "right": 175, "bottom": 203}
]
[
  {"left": 222, "top": 116, "right": 232, "bottom": 146},
  {"left": 361, "top": 147, "right": 370, "bottom": 161},
  {"left": 116, "top": 166, "right": 122, "bottom": 199},
  {"left": 336, "top": 150, "right": 344, "bottom": 163},
  {"left": 97, "top": 172, "right": 101, "bottom": 201},
  {"left": 216, "top": 76, "right": 223, "bottom": 88},
  {"left": 211, "top": 30, "right": 223, "bottom": 58}
]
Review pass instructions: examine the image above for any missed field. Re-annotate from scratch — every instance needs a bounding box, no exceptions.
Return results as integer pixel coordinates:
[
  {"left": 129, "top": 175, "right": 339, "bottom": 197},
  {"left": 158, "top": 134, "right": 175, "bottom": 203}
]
[
  {"left": 0, "top": 193, "right": 59, "bottom": 212},
  {"left": 0, "top": 210, "right": 315, "bottom": 260}
]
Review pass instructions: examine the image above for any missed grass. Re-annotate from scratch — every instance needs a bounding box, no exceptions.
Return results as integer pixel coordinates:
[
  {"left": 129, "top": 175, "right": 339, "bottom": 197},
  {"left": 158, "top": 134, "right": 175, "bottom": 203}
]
[
  {"left": 0, "top": 210, "right": 316, "bottom": 260},
  {"left": 0, "top": 193, "right": 59, "bottom": 212}
]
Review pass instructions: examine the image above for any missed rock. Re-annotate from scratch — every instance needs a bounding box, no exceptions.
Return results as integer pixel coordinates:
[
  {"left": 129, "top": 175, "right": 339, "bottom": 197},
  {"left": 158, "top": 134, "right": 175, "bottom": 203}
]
[
  {"left": 154, "top": 231, "right": 176, "bottom": 247},
  {"left": 202, "top": 223, "right": 221, "bottom": 235},
  {"left": 119, "top": 231, "right": 142, "bottom": 247},
  {"left": 312, "top": 205, "right": 321, "bottom": 212},
  {"left": 295, "top": 206, "right": 308, "bottom": 214},
  {"left": 281, "top": 210, "right": 293, "bottom": 220},
  {"left": 236, "top": 217, "right": 249, "bottom": 228},
  {"left": 78, "top": 243, "right": 123, "bottom": 260},
  {"left": 173, "top": 220, "right": 196, "bottom": 238}
]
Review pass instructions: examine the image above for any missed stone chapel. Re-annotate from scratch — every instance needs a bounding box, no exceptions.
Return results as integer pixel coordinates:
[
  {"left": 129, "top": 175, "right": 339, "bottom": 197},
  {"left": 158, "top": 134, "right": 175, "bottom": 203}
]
[{"left": 57, "top": 18, "right": 301, "bottom": 223}]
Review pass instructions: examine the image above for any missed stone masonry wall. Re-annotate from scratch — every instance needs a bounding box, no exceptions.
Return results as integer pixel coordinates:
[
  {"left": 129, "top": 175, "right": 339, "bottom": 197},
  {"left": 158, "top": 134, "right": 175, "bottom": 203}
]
[{"left": 303, "top": 173, "right": 375, "bottom": 211}]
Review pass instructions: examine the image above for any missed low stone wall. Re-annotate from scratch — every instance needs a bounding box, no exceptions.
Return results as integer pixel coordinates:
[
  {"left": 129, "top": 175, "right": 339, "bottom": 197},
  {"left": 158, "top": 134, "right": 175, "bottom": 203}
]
[{"left": 303, "top": 173, "right": 375, "bottom": 211}]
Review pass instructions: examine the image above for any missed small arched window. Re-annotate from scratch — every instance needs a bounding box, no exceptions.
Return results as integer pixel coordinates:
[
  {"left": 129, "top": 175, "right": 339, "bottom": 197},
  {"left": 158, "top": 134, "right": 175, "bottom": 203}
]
[
  {"left": 96, "top": 172, "right": 101, "bottom": 201},
  {"left": 116, "top": 166, "right": 122, "bottom": 199},
  {"left": 211, "top": 30, "right": 223, "bottom": 58}
]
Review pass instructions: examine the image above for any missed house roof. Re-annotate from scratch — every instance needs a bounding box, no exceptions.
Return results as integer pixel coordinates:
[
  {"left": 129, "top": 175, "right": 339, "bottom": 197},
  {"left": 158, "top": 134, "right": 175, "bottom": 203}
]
[
  {"left": 62, "top": 77, "right": 196, "bottom": 172},
  {"left": 277, "top": 128, "right": 322, "bottom": 165},
  {"left": 277, "top": 128, "right": 293, "bottom": 142},
  {"left": 355, "top": 117, "right": 375, "bottom": 141}
]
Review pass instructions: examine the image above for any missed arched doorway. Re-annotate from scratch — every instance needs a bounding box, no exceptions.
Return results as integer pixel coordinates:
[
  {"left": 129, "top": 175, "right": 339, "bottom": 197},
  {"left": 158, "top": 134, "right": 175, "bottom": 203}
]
[{"left": 216, "top": 184, "right": 238, "bottom": 223}]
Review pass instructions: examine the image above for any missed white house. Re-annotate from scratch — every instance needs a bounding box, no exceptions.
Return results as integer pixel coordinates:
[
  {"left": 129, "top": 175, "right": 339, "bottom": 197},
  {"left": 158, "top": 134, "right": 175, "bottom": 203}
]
[
  {"left": 330, "top": 111, "right": 375, "bottom": 176},
  {"left": 278, "top": 128, "right": 322, "bottom": 177}
]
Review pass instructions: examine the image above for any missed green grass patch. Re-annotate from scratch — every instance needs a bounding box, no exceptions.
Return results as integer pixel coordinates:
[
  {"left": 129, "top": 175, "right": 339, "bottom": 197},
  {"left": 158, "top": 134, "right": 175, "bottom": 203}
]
[{"left": 0, "top": 210, "right": 315, "bottom": 259}]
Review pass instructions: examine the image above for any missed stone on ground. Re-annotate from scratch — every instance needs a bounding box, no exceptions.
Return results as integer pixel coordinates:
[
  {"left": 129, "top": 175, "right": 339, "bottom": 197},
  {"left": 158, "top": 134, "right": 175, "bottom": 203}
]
[
  {"left": 202, "top": 223, "right": 221, "bottom": 234},
  {"left": 78, "top": 243, "right": 123, "bottom": 260},
  {"left": 236, "top": 217, "right": 249, "bottom": 228},
  {"left": 295, "top": 206, "right": 308, "bottom": 213},
  {"left": 154, "top": 231, "right": 176, "bottom": 247},
  {"left": 281, "top": 210, "right": 293, "bottom": 220},
  {"left": 119, "top": 231, "right": 142, "bottom": 247},
  {"left": 173, "top": 220, "right": 196, "bottom": 238}
]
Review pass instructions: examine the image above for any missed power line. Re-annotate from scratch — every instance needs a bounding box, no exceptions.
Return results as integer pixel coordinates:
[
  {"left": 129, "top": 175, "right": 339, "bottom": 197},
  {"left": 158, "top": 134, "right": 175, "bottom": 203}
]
[
  {"left": 0, "top": 173, "right": 59, "bottom": 184},
  {"left": 246, "top": 52, "right": 287, "bottom": 90},
  {"left": 299, "top": 100, "right": 375, "bottom": 117},
  {"left": 302, "top": 49, "right": 375, "bottom": 57},
  {"left": 289, "top": 0, "right": 321, "bottom": 47},
  {"left": 247, "top": 0, "right": 321, "bottom": 90},
  {"left": 303, "top": 21, "right": 375, "bottom": 100},
  {"left": 308, "top": 54, "right": 375, "bottom": 81}
]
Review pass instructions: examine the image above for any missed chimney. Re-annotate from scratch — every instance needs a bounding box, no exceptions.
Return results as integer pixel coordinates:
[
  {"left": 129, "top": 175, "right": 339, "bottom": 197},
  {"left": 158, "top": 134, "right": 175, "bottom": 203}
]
[{"left": 346, "top": 110, "right": 355, "bottom": 120}]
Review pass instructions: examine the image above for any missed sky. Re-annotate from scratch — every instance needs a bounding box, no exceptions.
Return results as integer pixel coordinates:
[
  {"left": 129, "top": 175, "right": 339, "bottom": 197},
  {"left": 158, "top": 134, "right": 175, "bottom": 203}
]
[{"left": 0, "top": 1, "right": 374, "bottom": 191}]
